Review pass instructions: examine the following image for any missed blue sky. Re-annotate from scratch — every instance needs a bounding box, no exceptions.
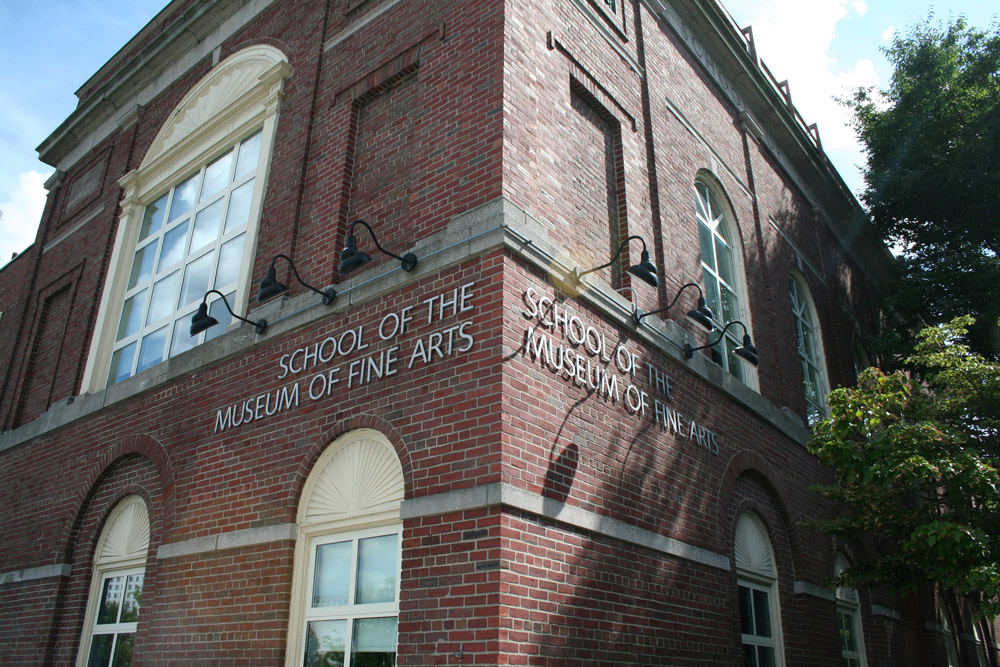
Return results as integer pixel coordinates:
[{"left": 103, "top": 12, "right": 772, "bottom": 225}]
[{"left": 1, "top": 0, "right": 997, "bottom": 267}]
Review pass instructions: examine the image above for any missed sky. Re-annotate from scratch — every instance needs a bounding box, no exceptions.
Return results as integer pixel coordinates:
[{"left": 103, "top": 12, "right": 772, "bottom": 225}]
[{"left": 0, "top": 0, "right": 997, "bottom": 269}]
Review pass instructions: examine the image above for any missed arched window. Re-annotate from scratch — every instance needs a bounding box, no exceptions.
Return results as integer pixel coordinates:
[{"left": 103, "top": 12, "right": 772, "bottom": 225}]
[
  {"left": 789, "top": 272, "right": 829, "bottom": 425},
  {"left": 81, "top": 45, "right": 292, "bottom": 392},
  {"left": 77, "top": 495, "right": 150, "bottom": 667},
  {"left": 735, "top": 512, "right": 784, "bottom": 667},
  {"left": 834, "top": 554, "right": 866, "bottom": 667},
  {"left": 286, "top": 429, "right": 405, "bottom": 667},
  {"left": 695, "top": 180, "right": 754, "bottom": 383}
]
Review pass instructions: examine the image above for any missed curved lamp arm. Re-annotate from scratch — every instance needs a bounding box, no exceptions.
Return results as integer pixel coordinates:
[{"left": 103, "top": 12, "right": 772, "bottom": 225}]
[
  {"left": 683, "top": 320, "right": 757, "bottom": 367},
  {"left": 632, "top": 282, "right": 714, "bottom": 331},
  {"left": 341, "top": 219, "right": 418, "bottom": 274},
  {"left": 258, "top": 253, "right": 336, "bottom": 305},
  {"left": 191, "top": 289, "right": 267, "bottom": 336},
  {"left": 571, "top": 235, "right": 657, "bottom": 288}
]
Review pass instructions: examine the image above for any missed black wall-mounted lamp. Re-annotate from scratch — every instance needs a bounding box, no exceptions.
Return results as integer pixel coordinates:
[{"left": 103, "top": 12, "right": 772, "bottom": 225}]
[
  {"left": 570, "top": 235, "right": 658, "bottom": 289},
  {"left": 632, "top": 282, "right": 715, "bottom": 331},
  {"left": 190, "top": 289, "right": 267, "bottom": 336},
  {"left": 683, "top": 320, "right": 758, "bottom": 367},
  {"left": 258, "top": 253, "right": 336, "bottom": 305},
  {"left": 339, "top": 219, "right": 418, "bottom": 275}
]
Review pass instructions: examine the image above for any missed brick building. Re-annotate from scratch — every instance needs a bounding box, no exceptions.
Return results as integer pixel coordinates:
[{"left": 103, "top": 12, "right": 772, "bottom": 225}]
[{"left": 0, "top": 0, "right": 993, "bottom": 665}]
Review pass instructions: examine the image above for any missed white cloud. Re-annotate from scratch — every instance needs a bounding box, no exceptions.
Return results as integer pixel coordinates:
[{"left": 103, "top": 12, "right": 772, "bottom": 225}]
[
  {"left": 881, "top": 25, "right": 897, "bottom": 42},
  {"left": 0, "top": 170, "right": 49, "bottom": 267},
  {"left": 722, "top": 0, "right": 882, "bottom": 195},
  {"left": 850, "top": 1, "right": 867, "bottom": 17}
]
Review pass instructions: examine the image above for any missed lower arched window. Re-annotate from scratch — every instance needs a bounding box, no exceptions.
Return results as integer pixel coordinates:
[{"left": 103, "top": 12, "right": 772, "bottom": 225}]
[
  {"left": 77, "top": 495, "right": 150, "bottom": 667},
  {"left": 834, "top": 554, "right": 866, "bottom": 667},
  {"left": 735, "top": 512, "right": 784, "bottom": 667},
  {"left": 286, "top": 429, "right": 405, "bottom": 667}
]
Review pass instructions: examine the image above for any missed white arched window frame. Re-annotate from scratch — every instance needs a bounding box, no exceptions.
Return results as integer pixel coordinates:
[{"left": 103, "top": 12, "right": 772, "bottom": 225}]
[
  {"left": 834, "top": 554, "right": 866, "bottom": 667},
  {"left": 81, "top": 45, "right": 292, "bottom": 393},
  {"left": 735, "top": 512, "right": 784, "bottom": 667},
  {"left": 286, "top": 429, "right": 405, "bottom": 667},
  {"left": 694, "top": 179, "right": 756, "bottom": 387},
  {"left": 789, "top": 271, "right": 829, "bottom": 425},
  {"left": 77, "top": 495, "right": 151, "bottom": 667}
]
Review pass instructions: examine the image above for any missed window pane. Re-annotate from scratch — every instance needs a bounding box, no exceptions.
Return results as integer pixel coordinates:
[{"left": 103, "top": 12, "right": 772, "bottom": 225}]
[
  {"left": 147, "top": 272, "right": 180, "bottom": 325},
  {"left": 168, "top": 174, "right": 197, "bottom": 222},
  {"left": 716, "top": 236, "right": 736, "bottom": 283},
  {"left": 117, "top": 290, "right": 148, "bottom": 341},
  {"left": 97, "top": 576, "right": 125, "bottom": 624},
  {"left": 139, "top": 194, "right": 167, "bottom": 240},
  {"left": 235, "top": 131, "right": 262, "bottom": 180},
  {"left": 136, "top": 327, "right": 167, "bottom": 374},
  {"left": 179, "top": 252, "right": 214, "bottom": 309},
  {"left": 738, "top": 586, "right": 754, "bottom": 635},
  {"left": 801, "top": 324, "right": 815, "bottom": 361},
  {"left": 158, "top": 221, "right": 189, "bottom": 272},
  {"left": 121, "top": 574, "right": 144, "bottom": 623},
  {"left": 703, "top": 272, "right": 721, "bottom": 320},
  {"left": 726, "top": 340, "right": 746, "bottom": 382},
  {"left": 698, "top": 222, "right": 715, "bottom": 268},
  {"left": 127, "top": 240, "right": 158, "bottom": 290},
  {"left": 171, "top": 315, "right": 198, "bottom": 356},
  {"left": 201, "top": 150, "right": 233, "bottom": 202},
  {"left": 752, "top": 589, "right": 772, "bottom": 638},
  {"left": 313, "top": 541, "right": 351, "bottom": 607},
  {"left": 111, "top": 633, "right": 134, "bottom": 667},
  {"left": 224, "top": 180, "right": 254, "bottom": 234},
  {"left": 721, "top": 285, "right": 739, "bottom": 324},
  {"left": 356, "top": 534, "right": 398, "bottom": 604},
  {"left": 353, "top": 617, "right": 397, "bottom": 667},
  {"left": 191, "top": 199, "right": 224, "bottom": 253},
  {"left": 205, "top": 292, "right": 235, "bottom": 342},
  {"left": 87, "top": 634, "right": 115, "bottom": 667},
  {"left": 757, "top": 645, "right": 776, "bottom": 667},
  {"left": 216, "top": 235, "right": 245, "bottom": 288},
  {"left": 304, "top": 620, "right": 346, "bottom": 667},
  {"left": 108, "top": 343, "right": 137, "bottom": 386},
  {"left": 695, "top": 184, "right": 709, "bottom": 220}
]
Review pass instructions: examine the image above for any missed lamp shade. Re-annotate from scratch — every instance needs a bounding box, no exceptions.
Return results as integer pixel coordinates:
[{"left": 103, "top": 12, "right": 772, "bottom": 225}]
[
  {"left": 627, "top": 249, "right": 658, "bottom": 288},
  {"left": 338, "top": 234, "right": 372, "bottom": 275},
  {"left": 687, "top": 296, "right": 715, "bottom": 332},
  {"left": 735, "top": 334, "right": 759, "bottom": 367},
  {"left": 256, "top": 266, "right": 288, "bottom": 302},
  {"left": 190, "top": 302, "right": 219, "bottom": 335}
]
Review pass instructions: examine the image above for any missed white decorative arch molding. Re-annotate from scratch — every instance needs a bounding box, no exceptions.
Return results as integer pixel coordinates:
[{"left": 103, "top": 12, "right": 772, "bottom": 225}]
[
  {"left": 298, "top": 429, "right": 405, "bottom": 530},
  {"left": 135, "top": 45, "right": 292, "bottom": 194},
  {"left": 735, "top": 511, "right": 775, "bottom": 578},
  {"left": 95, "top": 495, "right": 151, "bottom": 565}
]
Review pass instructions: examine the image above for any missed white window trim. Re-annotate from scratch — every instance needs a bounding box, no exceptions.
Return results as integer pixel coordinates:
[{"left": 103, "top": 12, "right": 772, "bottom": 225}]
[
  {"left": 286, "top": 429, "right": 405, "bottom": 667},
  {"left": 694, "top": 177, "right": 758, "bottom": 390},
  {"left": 76, "top": 495, "right": 150, "bottom": 667},
  {"left": 81, "top": 45, "right": 292, "bottom": 394},
  {"left": 790, "top": 270, "right": 830, "bottom": 424}
]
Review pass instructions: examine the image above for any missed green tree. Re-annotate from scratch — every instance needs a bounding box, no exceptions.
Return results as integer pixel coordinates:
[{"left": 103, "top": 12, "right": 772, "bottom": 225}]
[
  {"left": 808, "top": 316, "right": 1000, "bottom": 615},
  {"left": 847, "top": 17, "right": 1000, "bottom": 355}
]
